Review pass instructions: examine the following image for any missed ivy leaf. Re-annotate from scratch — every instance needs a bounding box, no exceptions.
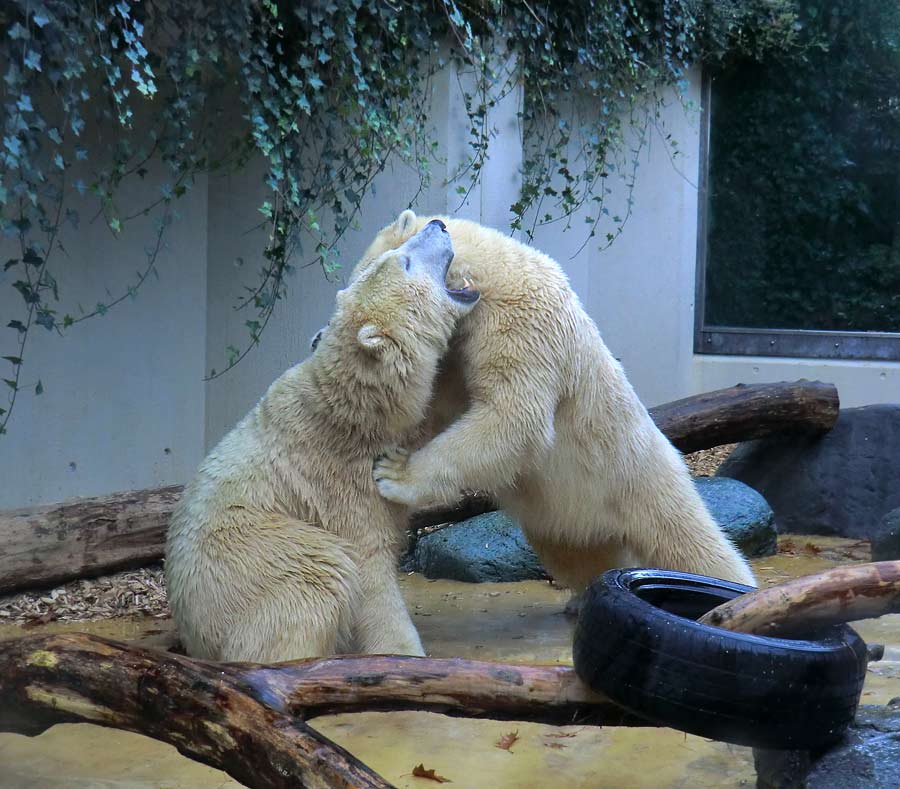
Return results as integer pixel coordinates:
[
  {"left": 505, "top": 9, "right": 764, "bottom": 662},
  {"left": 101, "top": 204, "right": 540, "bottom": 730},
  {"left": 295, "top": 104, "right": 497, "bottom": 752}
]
[
  {"left": 8, "top": 22, "right": 29, "bottom": 40},
  {"left": 4, "top": 258, "right": 18, "bottom": 271},
  {"left": 3, "top": 356, "right": 22, "bottom": 365},
  {"left": 3, "top": 379, "right": 17, "bottom": 391},
  {"left": 35, "top": 311, "right": 55, "bottom": 331},
  {"left": 24, "top": 50, "right": 42, "bottom": 71},
  {"left": 35, "top": 380, "right": 43, "bottom": 395},
  {"left": 7, "top": 320, "right": 26, "bottom": 333}
]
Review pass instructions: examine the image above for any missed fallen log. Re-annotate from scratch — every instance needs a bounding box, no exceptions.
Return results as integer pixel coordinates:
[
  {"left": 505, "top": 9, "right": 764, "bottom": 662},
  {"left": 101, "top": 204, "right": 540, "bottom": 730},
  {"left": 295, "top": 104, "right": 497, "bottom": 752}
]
[
  {"left": 0, "top": 486, "right": 181, "bottom": 596},
  {"left": 0, "top": 380, "right": 839, "bottom": 596},
  {"left": 0, "top": 633, "right": 640, "bottom": 789},
  {"left": 698, "top": 560, "right": 900, "bottom": 636},
  {"left": 648, "top": 380, "right": 839, "bottom": 455},
  {"left": 408, "top": 492, "right": 496, "bottom": 532}
]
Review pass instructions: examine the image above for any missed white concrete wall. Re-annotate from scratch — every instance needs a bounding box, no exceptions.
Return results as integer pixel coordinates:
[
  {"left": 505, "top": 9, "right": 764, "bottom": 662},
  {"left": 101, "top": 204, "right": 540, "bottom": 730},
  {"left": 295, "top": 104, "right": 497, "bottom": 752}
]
[
  {"left": 525, "top": 75, "right": 703, "bottom": 407},
  {"left": 693, "top": 356, "right": 900, "bottom": 409},
  {"left": 0, "top": 161, "right": 208, "bottom": 508}
]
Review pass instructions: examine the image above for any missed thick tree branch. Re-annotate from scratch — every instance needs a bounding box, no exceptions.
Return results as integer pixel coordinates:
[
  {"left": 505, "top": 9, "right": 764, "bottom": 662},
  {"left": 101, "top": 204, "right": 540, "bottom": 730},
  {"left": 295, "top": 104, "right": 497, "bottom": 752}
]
[{"left": 0, "top": 633, "right": 642, "bottom": 789}]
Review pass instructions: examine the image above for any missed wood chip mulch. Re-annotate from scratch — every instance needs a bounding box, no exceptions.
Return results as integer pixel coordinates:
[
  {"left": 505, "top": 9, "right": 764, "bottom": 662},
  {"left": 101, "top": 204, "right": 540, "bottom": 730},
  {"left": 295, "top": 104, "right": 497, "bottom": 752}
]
[
  {"left": 0, "top": 564, "right": 169, "bottom": 626},
  {"left": 683, "top": 444, "right": 736, "bottom": 478},
  {"left": 1, "top": 446, "right": 736, "bottom": 626}
]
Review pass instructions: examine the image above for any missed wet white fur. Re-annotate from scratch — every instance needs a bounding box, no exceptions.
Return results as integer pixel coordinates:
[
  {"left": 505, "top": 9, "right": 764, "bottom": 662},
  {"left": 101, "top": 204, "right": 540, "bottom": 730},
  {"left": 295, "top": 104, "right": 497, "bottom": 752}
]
[
  {"left": 166, "top": 228, "right": 474, "bottom": 661},
  {"left": 367, "top": 211, "right": 756, "bottom": 593}
]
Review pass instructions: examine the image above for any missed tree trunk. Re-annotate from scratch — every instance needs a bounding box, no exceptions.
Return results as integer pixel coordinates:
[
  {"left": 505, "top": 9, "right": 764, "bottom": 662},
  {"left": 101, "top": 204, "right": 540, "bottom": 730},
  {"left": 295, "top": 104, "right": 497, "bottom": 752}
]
[
  {"left": 0, "top": 633, "right": 640, "bottom": 789},
  {"left": 698, "top": 560, "right": 900, "bottom": 636},
  {"left": 0, "top": 380, "right": 839, "bottom": 595},
  {"left": 648, "top": 380, "right": 839, "bottom": 455}
]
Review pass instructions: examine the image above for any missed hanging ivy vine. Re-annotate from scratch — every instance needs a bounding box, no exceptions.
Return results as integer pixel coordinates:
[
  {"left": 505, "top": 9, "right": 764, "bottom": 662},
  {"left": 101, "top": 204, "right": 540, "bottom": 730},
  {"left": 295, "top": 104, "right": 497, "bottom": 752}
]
[{"left": 0, "top": 0, "right": 801, "bottom": 433}]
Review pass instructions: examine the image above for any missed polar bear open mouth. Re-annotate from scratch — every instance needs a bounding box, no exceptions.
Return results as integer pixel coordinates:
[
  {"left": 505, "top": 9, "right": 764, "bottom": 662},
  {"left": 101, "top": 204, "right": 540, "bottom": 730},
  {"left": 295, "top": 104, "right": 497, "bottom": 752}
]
[{"left": 445, "top": 275, "right": 479, "bottom": 304}]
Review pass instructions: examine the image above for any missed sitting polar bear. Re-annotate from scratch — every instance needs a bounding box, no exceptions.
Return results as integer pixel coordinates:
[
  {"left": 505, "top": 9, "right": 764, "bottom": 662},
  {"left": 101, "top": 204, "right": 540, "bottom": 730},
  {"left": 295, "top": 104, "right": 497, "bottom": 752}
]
[
  {"left": 362, "top": 210, "right": 755, "bottom": 595},
  {"left": 166, "top": 220, "right": 480, "bottom": 662}
]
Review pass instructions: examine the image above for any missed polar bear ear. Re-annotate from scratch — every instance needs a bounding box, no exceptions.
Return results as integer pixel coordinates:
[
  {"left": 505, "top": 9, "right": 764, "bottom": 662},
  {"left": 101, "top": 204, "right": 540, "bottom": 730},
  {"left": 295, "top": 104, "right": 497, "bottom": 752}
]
[
  {"left": 357, "top": 323, "right": 387, "bottom": 355},
  {"left": 396, "top": 209, "right": 417, "bottom": 238}
]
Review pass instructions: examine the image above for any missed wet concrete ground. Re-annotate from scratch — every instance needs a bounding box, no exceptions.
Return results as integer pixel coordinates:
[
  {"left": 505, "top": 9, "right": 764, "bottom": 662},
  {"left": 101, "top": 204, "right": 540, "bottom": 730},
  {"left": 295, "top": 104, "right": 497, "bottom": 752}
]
[{"left": 0, "top": 536, "right": 897, "bottom": 788}]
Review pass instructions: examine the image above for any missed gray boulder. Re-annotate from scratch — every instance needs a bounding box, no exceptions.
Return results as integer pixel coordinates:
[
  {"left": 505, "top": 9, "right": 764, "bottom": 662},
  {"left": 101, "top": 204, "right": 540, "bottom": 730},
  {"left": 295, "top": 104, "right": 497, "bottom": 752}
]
[
  {"left": 411, "top": 511, "right": 546, "bottom": 583},
  {"left": 872, "top": 508, "right": 900, "bottom": 561},
  {"left": 408, "top": 476, "right": 775, "bottom": 584},
  {"left": 754, "top": 703, "right": 900, "bottom": 788},
  {"left": 717, "top": 405, "right": 900, "bottom": 541},
  {"left": 694, "top": 477, "right": 778, "bottom": 557}
]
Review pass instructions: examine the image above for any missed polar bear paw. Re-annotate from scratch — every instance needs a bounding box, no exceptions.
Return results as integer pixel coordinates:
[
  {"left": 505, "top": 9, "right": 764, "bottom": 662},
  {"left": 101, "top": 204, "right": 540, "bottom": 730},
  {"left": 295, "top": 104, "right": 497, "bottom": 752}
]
[{"left": 373, "top": 448, "right": 419, "bottom": 506}]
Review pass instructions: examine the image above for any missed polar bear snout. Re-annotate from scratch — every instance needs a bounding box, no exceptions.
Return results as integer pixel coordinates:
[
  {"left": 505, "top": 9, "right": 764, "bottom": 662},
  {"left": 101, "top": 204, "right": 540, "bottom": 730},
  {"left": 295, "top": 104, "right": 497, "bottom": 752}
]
[
  {"left": 399, "top": 219, "right": 454, "bottom": 274},
  {"left": 398, "top": 221, "right": 480, "bottom": 308}
]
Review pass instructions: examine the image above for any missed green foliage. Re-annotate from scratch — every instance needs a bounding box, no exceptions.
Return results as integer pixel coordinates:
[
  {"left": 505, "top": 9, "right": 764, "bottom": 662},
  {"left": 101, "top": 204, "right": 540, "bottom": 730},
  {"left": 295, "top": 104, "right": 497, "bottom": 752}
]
[
  {"left": 705, "top": 0, "right": 900, "bottom": 331},
  {"left": 0, "top": 0, "right": 800, "bottom": 432}
]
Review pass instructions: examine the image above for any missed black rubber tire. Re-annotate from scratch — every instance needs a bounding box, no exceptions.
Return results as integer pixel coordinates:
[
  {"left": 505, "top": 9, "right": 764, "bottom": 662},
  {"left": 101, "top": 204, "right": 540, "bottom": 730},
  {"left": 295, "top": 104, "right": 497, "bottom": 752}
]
[{"left": 572, "top": 569, "right": 868, "bottom": 750}]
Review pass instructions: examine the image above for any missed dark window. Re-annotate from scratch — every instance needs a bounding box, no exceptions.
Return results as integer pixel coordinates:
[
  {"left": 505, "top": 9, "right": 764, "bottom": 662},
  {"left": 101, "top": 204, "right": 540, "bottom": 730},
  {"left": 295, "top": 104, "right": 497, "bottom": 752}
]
[{"left": 696, "top": 1, "right": 900, "bottom": 360}]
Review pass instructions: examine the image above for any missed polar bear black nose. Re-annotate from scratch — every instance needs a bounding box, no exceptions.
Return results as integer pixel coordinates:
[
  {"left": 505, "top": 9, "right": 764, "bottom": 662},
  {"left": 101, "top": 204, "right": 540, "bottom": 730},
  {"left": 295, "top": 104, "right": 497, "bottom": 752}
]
[{"left": 428, "top": 219, "right": 447, "bottom": 232}]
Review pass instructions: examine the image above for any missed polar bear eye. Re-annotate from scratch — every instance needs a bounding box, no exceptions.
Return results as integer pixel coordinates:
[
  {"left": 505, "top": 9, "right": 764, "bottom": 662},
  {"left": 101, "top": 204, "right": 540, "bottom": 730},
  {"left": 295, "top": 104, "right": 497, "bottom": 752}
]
[{"left": 401, "top": 254, "right": 411, "bottom": 272}]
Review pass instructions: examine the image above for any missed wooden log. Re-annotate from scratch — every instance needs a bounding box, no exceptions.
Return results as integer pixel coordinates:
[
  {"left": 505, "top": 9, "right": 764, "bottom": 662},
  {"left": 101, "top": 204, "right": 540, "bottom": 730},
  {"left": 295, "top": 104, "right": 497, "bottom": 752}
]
[
  {"left": 698, "top": 560, "right": 900, "bottom": 637},
  {"left": 408, "top": 492, "right": 496, "bottom": 531},
  {"left": 0, "top": 380, "right": 839, "bottom": 595},
  {"left": 0, "top": 486, "right": 182, "bottom": 595},
  {"left": 0, "top": 633, "right": 641, "bottom": 788},
  {"left": 649, "top": 380, "right": 839, "bottom": 455},
  {"left": 230, "top": 654, "right": 632, "bottom": 726},
  {"left": 0, "top": 633, "right": 390, "bottom": 789}
]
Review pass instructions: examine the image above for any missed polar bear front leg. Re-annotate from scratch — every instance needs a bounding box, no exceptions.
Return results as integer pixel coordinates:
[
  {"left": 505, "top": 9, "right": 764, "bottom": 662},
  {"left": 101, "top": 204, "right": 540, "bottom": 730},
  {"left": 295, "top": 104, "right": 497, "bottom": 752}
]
[{"left": 354, "top": 549, "right": 425, "bottom": 656}]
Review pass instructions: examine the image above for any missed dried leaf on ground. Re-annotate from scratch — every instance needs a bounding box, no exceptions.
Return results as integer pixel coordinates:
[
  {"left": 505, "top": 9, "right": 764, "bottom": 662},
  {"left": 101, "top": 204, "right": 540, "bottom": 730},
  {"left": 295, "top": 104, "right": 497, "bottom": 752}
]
[
  {"left": 804, "top": 542, "right": 823, "bottom": 555},
  {"left": 495, "top": 730, "right": 519, "bottom": 751},
  {"left": 411, "top": 763, "right": 451, "bottom": 783},
  {"left": 544, "top": 741, "right": 567, "bottom": 750}
]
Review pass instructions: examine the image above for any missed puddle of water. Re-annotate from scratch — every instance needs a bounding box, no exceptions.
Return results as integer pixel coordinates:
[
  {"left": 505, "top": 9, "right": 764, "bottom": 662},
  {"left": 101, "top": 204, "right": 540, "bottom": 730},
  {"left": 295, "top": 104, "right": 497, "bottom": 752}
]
[{"left": 0, "top": 535, "right": 897, "bottom": 788}]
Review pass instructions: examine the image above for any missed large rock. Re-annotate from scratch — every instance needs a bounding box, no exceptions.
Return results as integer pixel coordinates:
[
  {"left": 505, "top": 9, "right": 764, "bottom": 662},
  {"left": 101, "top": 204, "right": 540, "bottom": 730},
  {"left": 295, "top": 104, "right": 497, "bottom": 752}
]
[
  {"left": 872, "top": 508, "right": 900, "bottom": 561},
  {"left": 754, "top": 703, "right": 900, "bottom": 788},
  {"left": 717, "top": 405, "right": 900, "bottom": 541},
  {"left": 409, "top": 476, "right": 774, "bottom": 583},
  {"left": 411, "top": 511, "right": 546, "bottom": 583},
  {"left": 694, "top": 477, "right": 778, "bottom": 557}
]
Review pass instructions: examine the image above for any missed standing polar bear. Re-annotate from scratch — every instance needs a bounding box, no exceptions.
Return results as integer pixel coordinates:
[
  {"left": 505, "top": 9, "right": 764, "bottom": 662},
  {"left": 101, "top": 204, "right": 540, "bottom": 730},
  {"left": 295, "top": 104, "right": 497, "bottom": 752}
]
[
  {"left": 364, "top": 210, "right": 755, "bottom": 594},
  {"left": 166, "top": 220, "right": 480, "bottom": 662}
]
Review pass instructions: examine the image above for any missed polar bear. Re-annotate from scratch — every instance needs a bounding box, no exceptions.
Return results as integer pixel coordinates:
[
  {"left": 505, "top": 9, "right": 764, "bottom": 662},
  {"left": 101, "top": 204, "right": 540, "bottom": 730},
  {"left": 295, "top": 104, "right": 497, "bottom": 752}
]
[
  {"left": 361, "top": 210, "right": 755, "bottom": 595},
  {"left": 165, "top": 220, "right": 480, "bottom": 662}
]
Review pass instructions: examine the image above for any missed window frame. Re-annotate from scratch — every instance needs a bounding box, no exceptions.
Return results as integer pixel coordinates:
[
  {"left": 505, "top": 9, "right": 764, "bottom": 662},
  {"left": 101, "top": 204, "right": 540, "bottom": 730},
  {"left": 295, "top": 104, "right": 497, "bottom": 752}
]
[{"left": 693, "top": 72, "right": 900, "bottom": 362}]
